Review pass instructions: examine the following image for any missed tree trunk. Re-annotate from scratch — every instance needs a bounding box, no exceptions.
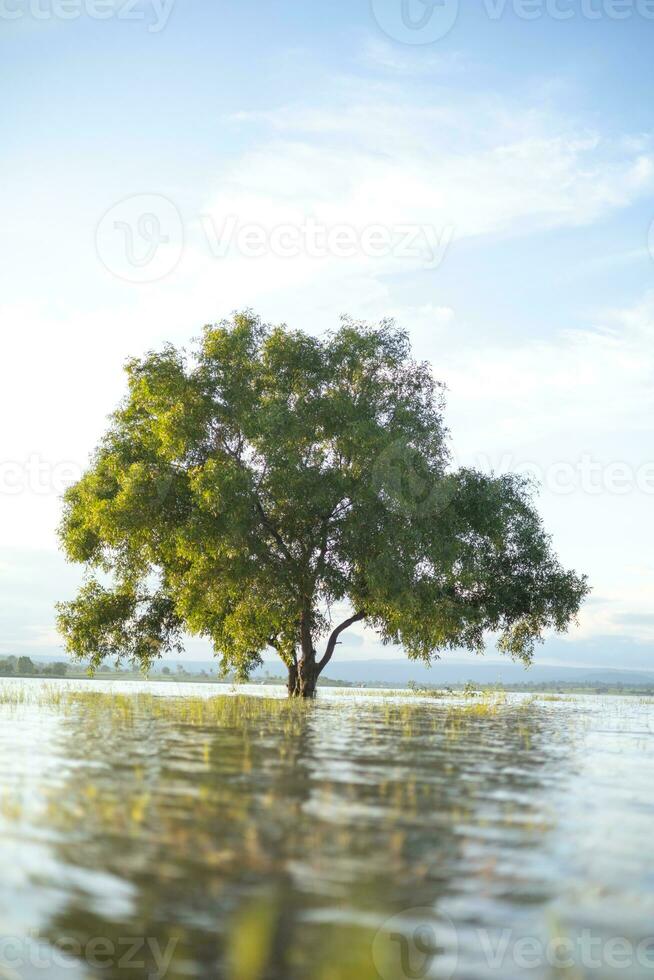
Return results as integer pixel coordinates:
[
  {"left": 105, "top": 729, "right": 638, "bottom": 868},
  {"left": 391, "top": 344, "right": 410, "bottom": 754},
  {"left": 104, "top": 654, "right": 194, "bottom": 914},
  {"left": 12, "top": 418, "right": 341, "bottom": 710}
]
[
  {"left": 287, "top": 659, "right": 318, "bottom": 698},
  {"left": 285, "top": 607, "right": 319, "bottom": 698},
  {"left": 286, "top": 608, "right": 365, "bottom": 698}
]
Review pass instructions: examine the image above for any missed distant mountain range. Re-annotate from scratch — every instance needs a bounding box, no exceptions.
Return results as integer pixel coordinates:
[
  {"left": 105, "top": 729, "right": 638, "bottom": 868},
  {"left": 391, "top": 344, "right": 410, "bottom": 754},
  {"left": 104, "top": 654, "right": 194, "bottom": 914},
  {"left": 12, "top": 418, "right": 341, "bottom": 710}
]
[
  {"left": 317, "top": 659, "right": 654, "bottom": 687},
  {"left": 167, "top": 657, "right": 654, "bottom": 687},
  {"left": 24, "top": 653, "right": 654, "bottom": 688}
]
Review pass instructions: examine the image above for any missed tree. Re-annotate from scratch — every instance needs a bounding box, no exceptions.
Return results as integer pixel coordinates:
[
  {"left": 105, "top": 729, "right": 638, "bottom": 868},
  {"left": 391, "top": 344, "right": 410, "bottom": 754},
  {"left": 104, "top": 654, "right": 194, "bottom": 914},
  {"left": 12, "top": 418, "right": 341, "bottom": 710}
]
[
  {"left": 57, "top": 312, "right": 588, "bottom": 698},
  {"left": 17, "top": 656, "right": 36, "bottom": 676}
]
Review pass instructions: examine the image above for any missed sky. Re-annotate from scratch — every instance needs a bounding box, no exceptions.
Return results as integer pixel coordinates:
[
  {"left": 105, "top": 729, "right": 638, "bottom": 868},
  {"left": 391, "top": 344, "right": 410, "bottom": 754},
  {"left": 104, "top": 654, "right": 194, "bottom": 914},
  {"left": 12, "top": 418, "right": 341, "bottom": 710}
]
[{"left": 2, "top": 0, "right": 654, "bottom": 670}]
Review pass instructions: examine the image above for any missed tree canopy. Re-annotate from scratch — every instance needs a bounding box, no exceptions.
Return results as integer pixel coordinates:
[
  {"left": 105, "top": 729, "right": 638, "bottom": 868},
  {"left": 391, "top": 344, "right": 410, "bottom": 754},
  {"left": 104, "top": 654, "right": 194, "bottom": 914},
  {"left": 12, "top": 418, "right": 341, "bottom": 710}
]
[{"left": 57, "top": 312, "right": 588, "bottom": 696}]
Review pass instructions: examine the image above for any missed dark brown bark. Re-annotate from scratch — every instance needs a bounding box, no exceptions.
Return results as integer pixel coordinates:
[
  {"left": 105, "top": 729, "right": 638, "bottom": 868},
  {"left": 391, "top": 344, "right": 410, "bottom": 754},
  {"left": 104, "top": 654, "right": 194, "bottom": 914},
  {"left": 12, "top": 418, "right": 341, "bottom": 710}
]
[
  {"left": 287, "top": 609, "right": 366, "bottom": 698},
  {"left": 287, "top": 607, "right": 319, "bottom": 698},
  {"left": 317, "top": 611, "right": 366, "bottom": 672},
  {"left": 287, "top": 659, "right": 318, "bottom": 698}
]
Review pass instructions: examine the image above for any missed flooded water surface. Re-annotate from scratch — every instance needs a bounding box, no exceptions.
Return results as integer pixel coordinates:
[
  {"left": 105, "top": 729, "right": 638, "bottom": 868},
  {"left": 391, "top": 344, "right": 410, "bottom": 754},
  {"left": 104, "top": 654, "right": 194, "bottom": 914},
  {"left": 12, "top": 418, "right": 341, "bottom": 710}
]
[{"left": 0, "top": 681, "right": 653, "bottom": 979}]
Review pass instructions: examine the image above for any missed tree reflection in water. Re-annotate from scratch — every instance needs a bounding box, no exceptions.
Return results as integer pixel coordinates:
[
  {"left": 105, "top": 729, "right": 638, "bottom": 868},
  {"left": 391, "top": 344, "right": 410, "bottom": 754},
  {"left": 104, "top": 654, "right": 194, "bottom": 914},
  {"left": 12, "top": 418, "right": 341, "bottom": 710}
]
[{"left": 25, "top": 693, "right": 564, "bottom": 979}]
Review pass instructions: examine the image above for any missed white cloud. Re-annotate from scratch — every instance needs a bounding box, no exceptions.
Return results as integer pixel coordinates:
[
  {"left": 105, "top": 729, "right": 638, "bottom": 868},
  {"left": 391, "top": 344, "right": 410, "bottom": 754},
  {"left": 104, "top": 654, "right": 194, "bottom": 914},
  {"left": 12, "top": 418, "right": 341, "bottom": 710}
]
[
  {"left": 152, "top": 86, "right": 654, "bottom": 355},
  {"left": 219, "top": 87, "right": 654, "bottom": 249},
  {"left": 360, "top": 38, "right": 467, "bottom": 76},
  {"left": 442, "top": 294, "right": 654, "bottom": 450},
  {"left": 431, "top": 295, "right": 654, "bottom": 643}
]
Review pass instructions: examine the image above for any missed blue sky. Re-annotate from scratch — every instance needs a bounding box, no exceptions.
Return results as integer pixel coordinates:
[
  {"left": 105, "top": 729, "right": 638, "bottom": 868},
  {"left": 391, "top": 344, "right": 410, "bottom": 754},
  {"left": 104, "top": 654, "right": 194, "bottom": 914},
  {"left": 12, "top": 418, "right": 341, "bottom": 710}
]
[{"left": 2, "top": 0, "right": 654, "bottom": 668}]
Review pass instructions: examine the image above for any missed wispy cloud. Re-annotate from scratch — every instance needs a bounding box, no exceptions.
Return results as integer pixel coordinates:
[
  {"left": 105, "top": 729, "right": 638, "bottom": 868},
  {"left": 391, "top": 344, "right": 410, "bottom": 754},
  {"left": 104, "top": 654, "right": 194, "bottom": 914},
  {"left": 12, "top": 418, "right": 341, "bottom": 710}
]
[
  {"left": 441, "top": 294, "right": 654, "bottom": 448},
  {"left": 221, "top": 84, "right": 654, "bottom": 246},
  {"left": 360, "top": 37, "right": 467, "bottom": 75}
]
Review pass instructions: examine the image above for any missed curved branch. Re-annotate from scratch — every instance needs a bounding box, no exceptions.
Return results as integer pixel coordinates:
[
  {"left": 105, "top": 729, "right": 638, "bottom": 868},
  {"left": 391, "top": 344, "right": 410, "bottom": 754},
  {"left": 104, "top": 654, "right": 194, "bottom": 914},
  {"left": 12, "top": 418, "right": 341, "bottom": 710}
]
[{"left": 317, "top": 611, "right": 366, "bottom": 673}]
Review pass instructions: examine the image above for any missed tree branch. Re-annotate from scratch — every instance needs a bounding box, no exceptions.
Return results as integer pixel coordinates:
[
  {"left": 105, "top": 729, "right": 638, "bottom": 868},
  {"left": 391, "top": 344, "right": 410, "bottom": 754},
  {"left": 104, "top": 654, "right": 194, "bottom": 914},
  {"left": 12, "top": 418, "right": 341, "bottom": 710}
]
[
  {"left": 211, "top": 425, "right": 295, "bottom": 565},
  {"left": 317, "top": 610, "right": 366, "bottom": 673},
  {"left": 312, "top": 497, "right": 353, "bottom": 581},
  {"left": 253, "top": 497, "right": 294, "bottom": 564}
]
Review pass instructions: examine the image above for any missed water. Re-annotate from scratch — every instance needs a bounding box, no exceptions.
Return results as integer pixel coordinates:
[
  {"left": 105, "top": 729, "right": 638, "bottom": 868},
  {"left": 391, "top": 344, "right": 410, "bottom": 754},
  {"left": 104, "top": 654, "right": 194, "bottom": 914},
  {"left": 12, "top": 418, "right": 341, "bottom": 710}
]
[{"left": 0, "top": 680, "right": 653, "bottom": 979}]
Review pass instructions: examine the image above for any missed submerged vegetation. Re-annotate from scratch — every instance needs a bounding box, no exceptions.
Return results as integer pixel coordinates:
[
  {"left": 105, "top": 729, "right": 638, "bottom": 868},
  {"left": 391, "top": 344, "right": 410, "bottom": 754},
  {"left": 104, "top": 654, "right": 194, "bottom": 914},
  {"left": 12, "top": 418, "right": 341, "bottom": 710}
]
[{"left": 0, "top": 684, "right": 514, "bottom": 726}]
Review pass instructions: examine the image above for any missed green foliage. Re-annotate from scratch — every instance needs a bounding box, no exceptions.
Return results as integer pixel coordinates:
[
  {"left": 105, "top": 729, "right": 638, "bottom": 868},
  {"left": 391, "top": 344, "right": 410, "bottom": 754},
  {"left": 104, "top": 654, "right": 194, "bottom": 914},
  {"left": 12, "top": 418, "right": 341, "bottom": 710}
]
[
  {"left": 57, "top": 312, "right": 588, "bottom": 686},
  {"left": 41, "top": 662, "right": 69, "bottom": 677}
]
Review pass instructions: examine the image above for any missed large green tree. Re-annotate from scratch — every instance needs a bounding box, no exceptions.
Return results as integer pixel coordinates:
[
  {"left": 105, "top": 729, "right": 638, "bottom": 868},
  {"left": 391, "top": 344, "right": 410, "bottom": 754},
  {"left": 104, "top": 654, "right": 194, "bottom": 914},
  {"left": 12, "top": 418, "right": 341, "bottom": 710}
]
[{"left": 57, "top": 313, "right": 588, "bottom": 697}]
